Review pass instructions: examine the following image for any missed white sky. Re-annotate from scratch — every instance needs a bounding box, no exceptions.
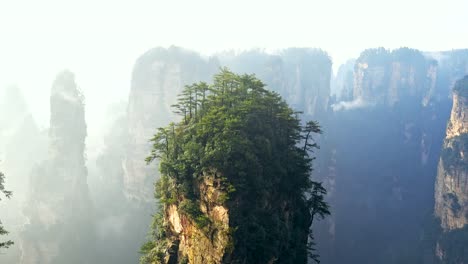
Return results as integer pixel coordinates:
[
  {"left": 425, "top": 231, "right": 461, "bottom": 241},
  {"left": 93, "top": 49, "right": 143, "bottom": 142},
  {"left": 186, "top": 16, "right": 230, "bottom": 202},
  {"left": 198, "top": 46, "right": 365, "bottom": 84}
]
[{"left": 0, "top": 0, "right": 467, "bottom": 128}]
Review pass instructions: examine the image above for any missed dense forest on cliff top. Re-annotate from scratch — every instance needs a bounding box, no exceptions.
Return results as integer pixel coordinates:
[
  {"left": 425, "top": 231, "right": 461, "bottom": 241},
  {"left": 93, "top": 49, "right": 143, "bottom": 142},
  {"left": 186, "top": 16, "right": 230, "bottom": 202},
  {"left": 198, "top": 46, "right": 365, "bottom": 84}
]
[{"left": 141, "top": 69, "right": 329, "bottom": 264}]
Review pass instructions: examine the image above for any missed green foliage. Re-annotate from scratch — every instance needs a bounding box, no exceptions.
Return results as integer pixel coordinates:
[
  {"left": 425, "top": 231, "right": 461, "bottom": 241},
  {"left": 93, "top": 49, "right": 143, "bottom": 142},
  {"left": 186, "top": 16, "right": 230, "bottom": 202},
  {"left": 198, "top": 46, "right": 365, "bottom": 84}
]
[
  {"left": 179, "top": 199, "right": 211, "bottom": 229},
  {"left": 0, "top": 171, "right": 12, "bottom": 200},
  {"left": 218, "top": 183, "right": 236, "bottom": 204},
  {"left": 180, "top": 255, "right": 189, "bottom": 264},
  {"left": 142, "top": 68, "right": 329, "bottom": 263},
  {"left": 139, "top": 240, "right": 166, "bottom": 264},
  {"left": 0, "top": 170, "right": 13, "bottom": 249},
  {"left": 140, "top": 240, "right": 156, "bottom": 255}
]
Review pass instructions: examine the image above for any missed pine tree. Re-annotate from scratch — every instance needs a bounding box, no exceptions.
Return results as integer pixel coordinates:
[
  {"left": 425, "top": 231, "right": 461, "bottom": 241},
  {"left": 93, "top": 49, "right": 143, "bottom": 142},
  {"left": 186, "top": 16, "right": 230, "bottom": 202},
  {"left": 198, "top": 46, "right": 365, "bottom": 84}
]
[{"left": 0, "top": 170, "right": 13, "bottom": 249}]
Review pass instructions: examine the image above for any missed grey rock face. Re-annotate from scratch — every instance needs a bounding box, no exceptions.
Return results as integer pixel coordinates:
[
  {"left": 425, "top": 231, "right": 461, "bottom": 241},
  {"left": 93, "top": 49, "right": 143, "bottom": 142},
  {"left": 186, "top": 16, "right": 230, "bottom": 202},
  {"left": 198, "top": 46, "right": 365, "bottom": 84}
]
[
  {"left": 218, "top": 48, "right": 332, "bottom": 120},
  {"left": 21, "top": 70, "right": 94, "bottom": 264},
  {"left": 352, "top": 48, "right": 437, "bottom": 106}
]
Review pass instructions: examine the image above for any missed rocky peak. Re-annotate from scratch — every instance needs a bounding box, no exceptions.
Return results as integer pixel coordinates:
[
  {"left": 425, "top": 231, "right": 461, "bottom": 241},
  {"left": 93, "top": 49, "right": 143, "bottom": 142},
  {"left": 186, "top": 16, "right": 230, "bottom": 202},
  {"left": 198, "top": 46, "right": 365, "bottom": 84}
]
[
  {"left": 49, "top": 71, "right": 87, "bottom": 167},
  {"left": 51, "top": 70, "right": 84, "bottom": 103},
  {"left": 20, "top": 70, "right": 94, "bottom": 264},
  {"left": 434, "top": 75, "right": 468, "bottom": 231}
]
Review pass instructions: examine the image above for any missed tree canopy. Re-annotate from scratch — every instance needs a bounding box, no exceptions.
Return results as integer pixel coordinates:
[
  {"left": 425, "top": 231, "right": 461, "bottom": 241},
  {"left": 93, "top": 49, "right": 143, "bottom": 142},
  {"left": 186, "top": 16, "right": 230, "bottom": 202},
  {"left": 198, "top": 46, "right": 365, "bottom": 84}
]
[{"left": 141, "top": 68, "right": 329, "bottom": 264}]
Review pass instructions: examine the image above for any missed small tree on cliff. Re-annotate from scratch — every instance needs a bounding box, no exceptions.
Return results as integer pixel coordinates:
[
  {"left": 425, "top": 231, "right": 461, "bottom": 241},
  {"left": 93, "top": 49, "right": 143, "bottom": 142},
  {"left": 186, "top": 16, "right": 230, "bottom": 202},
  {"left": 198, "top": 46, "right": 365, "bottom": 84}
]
[{"left": 0, "top": 170, "right": 13, "bottom": 249}]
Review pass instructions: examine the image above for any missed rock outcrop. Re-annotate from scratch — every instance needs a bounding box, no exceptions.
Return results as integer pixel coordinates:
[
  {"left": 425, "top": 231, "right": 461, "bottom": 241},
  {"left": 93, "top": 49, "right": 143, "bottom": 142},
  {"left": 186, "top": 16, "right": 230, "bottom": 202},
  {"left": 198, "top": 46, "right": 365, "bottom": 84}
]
[
  {"left": 435, "top": 75, "right": 468, "bottom": 224},
  {"left": 20, "top": 71, "right": 95, "bottom": 264},
  {"left": 433, "top": 75, "right": 468, "bottom": 263},
  {"left": 353, "top": 47, "right": 437, "bottom": 106},
  {"left": 124, "top": 47, "right": 218, "bottom": 202},
  {"left": 163, "top": 174, "right": 230, "bottom": 264},
  {"left": 444, "top": 81, "right": 468, "bottom": 142}
]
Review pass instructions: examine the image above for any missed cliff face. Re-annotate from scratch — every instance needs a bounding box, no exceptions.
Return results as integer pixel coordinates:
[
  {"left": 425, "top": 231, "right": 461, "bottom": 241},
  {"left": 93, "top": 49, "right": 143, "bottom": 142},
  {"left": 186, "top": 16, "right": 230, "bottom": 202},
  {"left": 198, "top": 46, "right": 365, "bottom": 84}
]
[
  {"left": 435, "top": 76, "right": 468, "bottom": 231},
  {"left": 445, "top": 90, "right": 468, "bottom": 140},
  {"left": 317, "top": 48, "right": 462, "bottom": 264},
  {"left": 219, "top": 48, "right": 332, "bottom": 120},
  {"left": 163, "top": 174, "right": 230, "bottom": 264},
  {"left": 353, "top": 48, "right": 436, "bottom": 106},
  {"left": 277, "top": 49, "right": 331, "bottom": 119},
  {"left": 156, "top": 171, "right": 308, "bottom": 264},
  {"left": 21, "top": 71, "right": 95, "bottom": 264},
  {"left": 124, "top": 47, "right": 218, "bottom": 202}
]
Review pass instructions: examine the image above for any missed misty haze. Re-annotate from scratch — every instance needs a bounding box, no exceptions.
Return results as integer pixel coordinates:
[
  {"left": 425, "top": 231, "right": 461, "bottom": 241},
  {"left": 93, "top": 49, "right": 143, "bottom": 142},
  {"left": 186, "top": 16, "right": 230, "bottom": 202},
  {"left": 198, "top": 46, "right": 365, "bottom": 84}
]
[{"left": 1, "top": 1, "right": 468, "bottom": 264}]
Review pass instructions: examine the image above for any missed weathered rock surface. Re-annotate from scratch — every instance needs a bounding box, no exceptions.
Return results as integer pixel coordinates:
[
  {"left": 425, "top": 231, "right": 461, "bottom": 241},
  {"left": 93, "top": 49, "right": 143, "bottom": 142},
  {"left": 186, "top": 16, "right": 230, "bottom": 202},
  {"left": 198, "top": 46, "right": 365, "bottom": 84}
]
[
  {"left": 20, "top": 71, "right": 95, "bottom": 264},
  {"left": 353, "top": 48, "right": 438, "bottom": 106},
  {"left": 163, "top": 174, "right": 231, "bottom": 264},
  {"left": 435, "top": 75, "right": 468, "bottom": 231}
]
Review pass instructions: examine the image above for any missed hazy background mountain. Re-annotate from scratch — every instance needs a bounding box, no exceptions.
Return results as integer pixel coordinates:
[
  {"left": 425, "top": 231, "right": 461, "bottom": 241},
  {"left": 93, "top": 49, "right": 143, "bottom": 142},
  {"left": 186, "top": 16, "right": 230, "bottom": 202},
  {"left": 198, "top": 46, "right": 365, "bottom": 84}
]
[{"left": 1, "top": 1, "right": 468, "bottom": 264}]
